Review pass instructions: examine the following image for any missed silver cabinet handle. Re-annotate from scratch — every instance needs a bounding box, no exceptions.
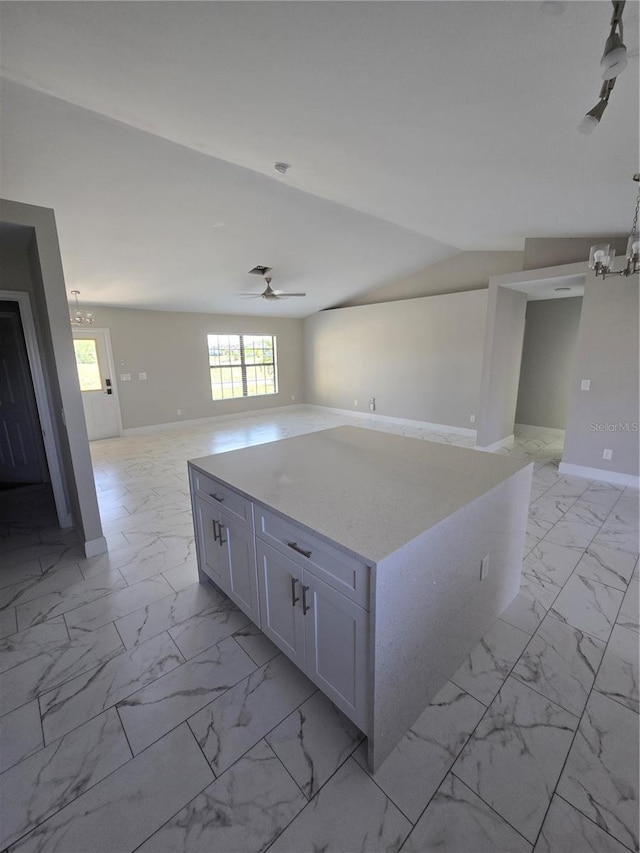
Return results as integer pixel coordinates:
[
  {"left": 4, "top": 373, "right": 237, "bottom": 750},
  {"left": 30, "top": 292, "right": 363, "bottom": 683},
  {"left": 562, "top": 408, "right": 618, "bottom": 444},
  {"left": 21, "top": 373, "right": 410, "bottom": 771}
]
[
  {"left": 287, "top": 541, "right": 311, "bottom": 559},
  {"left": 212, "top": 519, "right": 219, "bottom": 542},
  {"left": 209, "top": 493, "right": 225, "bottom": 503},
  {"left": 217, "top": 522, "right": 227, "bottom": 546},
  {"left": 290, "top": 577, "right": 300, "bottom": 606},
  {"left": 302, "top": 585, "right": 310, "bottom": 615}
]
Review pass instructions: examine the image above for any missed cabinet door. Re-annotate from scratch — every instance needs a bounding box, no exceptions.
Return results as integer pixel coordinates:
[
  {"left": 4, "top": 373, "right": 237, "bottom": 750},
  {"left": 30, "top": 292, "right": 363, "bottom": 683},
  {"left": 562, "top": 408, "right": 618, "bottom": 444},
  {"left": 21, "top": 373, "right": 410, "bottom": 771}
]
[
  {"left": 303, "top": 572, "right": 369, "bottom": 733},
  {"left": 220, "top": 511, "right": 260, "bottom": 626},
  {"left": 195, "top": 498, "right": 230, "bottom": 592},
  {"left": 256, "top": 540, "right": 305, "bottom": 669}
]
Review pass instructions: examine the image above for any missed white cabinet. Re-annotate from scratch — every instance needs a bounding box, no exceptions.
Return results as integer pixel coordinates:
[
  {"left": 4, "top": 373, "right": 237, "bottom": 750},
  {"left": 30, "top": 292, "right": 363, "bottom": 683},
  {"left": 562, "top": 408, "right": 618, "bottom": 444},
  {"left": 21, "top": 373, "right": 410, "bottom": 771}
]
[{"left": 256, "top": 539, "right": 369, "bottom": 732}]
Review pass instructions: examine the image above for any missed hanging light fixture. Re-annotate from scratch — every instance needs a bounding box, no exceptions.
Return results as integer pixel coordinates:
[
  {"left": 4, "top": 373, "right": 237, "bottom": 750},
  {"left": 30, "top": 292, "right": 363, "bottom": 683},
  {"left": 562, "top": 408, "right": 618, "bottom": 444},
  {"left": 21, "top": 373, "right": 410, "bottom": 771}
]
[
  {"left": 589, "top": 174, "right": 640, "bottom": 279},
  {"left": 578, "top": 0, "right": 628, "bottom": 133},
  {"left": 69, "top": 291, "right": 95, "bottom": 326}
]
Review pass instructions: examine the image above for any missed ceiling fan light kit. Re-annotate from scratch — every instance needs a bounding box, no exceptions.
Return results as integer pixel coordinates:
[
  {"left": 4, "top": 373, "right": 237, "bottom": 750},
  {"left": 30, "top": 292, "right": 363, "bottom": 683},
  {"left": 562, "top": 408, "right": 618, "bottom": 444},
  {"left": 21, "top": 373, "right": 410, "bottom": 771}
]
[{"left": 238, "top": 272, "right": 307, "bottom": 301}]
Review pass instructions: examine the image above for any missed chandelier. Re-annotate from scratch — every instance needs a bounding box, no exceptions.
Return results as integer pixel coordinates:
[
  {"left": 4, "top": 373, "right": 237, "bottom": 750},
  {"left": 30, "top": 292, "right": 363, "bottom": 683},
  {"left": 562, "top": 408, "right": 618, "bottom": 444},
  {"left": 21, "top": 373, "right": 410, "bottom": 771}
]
[
  {"left": 69, "top": 291, "right": 95, "bottom": 326},
  {"left": 589, "top": 174, "right": 640, "bottom": 279}
]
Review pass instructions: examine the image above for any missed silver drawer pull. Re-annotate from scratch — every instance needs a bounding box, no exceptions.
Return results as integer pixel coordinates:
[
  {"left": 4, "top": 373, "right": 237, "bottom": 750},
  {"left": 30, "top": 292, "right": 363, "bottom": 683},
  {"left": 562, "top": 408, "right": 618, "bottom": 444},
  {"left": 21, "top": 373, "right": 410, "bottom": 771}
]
[
  {"left": 218, "top": 522, "right": 227, "bottom": 546},
  {"left": 302, "top": 584, "right": 310, "bottom": 615},
  {"left": 290, "top": 577, "right": 300, "bottom": 606},
  {"left": 212, "top": 519, "right": 219, "bottom": 542},
  {"left": 287, "top": 541, "right": 311, "bottom": 559},
  {"left": 209, "top": 493, "right": 225, "bottom": 503}
]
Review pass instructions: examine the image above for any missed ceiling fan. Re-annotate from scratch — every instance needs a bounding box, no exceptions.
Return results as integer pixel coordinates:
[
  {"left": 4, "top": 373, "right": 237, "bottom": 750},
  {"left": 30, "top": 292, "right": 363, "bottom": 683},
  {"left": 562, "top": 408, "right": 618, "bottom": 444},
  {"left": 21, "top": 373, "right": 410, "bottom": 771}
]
[{"left": 239, "top": 275, "right": 306, "bottom": 301}]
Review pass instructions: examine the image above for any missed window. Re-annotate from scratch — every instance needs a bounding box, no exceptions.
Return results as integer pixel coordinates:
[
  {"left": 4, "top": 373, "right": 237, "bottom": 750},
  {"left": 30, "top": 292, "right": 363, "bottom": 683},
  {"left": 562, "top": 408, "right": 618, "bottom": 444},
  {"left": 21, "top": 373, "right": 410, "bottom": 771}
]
[
  {"left": 73, "top": 338, "right": 102, "bottom": 391},
  {"left": 208, "top": 334, "right": 277, "bottom": 401}
]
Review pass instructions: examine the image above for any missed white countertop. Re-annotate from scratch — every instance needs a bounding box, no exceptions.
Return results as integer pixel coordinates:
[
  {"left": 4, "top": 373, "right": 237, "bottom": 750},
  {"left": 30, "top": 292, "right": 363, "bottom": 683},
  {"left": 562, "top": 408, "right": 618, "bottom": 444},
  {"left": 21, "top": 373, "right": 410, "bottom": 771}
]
[{"left": 189, "top": 426, "right": 532, "bottom": 562}]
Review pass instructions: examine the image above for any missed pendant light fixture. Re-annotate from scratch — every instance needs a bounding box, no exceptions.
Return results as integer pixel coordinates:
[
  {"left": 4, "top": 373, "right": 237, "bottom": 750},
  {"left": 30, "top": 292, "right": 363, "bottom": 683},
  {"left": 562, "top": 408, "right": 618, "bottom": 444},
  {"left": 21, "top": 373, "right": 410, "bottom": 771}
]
[
  {"left": 589, "top": 174, "right": 640, "bottom": 279},
  {"left": 69, "top": 291, "right": 95, "bottom": 326}
]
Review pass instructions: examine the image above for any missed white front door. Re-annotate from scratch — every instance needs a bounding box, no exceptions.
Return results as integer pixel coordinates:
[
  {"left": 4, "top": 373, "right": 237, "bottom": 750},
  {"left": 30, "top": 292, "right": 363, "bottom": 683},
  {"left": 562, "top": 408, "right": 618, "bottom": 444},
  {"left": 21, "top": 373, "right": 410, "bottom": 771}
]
[{"left": 72, "top": 328, "right": 121, "bottom": 441}]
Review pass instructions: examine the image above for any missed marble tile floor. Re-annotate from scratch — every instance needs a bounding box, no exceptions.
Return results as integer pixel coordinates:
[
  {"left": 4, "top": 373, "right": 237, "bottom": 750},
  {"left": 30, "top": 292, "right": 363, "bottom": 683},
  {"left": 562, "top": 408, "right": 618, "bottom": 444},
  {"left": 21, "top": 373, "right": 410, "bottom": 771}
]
[{"left": 0, "top": 406, "right": 638, "bottom": 853}]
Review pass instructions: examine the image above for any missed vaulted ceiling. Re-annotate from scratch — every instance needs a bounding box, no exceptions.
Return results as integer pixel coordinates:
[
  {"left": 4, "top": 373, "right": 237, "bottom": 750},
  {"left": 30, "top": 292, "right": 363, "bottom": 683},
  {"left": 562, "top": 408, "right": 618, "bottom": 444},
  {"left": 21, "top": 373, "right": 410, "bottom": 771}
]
[{"left": 1, "top": 1, "right": 638, "bottom": 317}]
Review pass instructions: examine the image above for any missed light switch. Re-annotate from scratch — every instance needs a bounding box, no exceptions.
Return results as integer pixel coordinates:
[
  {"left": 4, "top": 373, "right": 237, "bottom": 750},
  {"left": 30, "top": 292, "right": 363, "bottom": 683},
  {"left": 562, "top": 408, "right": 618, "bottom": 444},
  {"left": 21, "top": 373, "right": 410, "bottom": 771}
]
[
  {"left": 120, "top": 373, "right": 131, "bottom": 381},
  {"left": 580, "top": 379, "right": 591, "bottom": 391},
  {"left": 138, "top": 372, "right": 147, "bottom": 380}
]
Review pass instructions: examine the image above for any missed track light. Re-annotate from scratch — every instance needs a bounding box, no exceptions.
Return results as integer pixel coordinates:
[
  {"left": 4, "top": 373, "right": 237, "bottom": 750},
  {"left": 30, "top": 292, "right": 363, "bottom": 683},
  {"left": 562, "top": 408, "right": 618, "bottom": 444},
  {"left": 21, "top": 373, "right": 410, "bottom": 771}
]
[{"left": 601, "top": 31, "right": 628, "bottom": 79}]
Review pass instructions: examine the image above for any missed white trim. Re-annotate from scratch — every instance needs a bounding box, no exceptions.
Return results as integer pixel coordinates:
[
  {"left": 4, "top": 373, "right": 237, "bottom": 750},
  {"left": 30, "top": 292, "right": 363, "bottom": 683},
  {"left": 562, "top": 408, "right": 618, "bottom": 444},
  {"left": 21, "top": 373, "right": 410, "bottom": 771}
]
[
  {"left": 306, "top": 405, "right": 477, "bottom": 437},
  {"left": 0, "top": 290, "right": 72, "bottom": 528},
  {"left": 476, "top": 434, "right": 515, "bottom": 452},
  {"left": 84, "top": 536, "right": 108, "bottom": 558},
  {"left": 515, "top": 424, "right": 566, "bottom": 438},
  {"left": 559, "top": 462, "right": 639, "bottom": 489},
  {"left": 122, "top": 404, "right": 308, "bottom": 436}
]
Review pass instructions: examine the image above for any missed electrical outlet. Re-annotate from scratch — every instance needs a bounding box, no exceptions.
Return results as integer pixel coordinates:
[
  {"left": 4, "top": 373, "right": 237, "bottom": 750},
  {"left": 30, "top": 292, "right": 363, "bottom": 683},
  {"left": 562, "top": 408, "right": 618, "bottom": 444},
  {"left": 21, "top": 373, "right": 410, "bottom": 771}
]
[
  {"left": 603, "top": 448, "right": 613, "bottom": 460},
  {"left": 138, "top": 372, "right": 147, "bottom": 380},
  {"left": 177, "top": 409, "right": 182, "bottom": 416},
  {"left": 120, "top": 373, "right": 131, "bottom": 381},
  {"left": 469, "top": 414, "right": 476, "bottom": 423},
  {"left": 581, "top": 379, "right": 591, "bottom": 391},
  {"left": 291, "top": 395, "right": 295, "bottom": 401},
  {"left": 369, "top": 397, "right": 376, "bottom": 411},
  {"left": 354, "top": 400, "right": 358, "bottom": 407},
  {"left": 480, "top": 554, "right": 490, "bottom": 580}
]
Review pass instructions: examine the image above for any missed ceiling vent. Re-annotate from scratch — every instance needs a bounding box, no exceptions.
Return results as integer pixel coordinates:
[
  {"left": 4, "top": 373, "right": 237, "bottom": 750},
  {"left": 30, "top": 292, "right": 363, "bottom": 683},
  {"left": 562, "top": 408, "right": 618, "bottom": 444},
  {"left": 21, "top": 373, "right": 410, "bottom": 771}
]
[{"left": 248, "top": 265, "right": 272, "bottom": 276}]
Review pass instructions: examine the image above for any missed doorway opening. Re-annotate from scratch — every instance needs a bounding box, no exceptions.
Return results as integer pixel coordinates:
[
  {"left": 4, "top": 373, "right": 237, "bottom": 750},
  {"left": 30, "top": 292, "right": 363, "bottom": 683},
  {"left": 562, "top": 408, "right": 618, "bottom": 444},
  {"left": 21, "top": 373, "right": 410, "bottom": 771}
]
[{"left": 72, "top": 328, "right": 122, "bottom": 441}]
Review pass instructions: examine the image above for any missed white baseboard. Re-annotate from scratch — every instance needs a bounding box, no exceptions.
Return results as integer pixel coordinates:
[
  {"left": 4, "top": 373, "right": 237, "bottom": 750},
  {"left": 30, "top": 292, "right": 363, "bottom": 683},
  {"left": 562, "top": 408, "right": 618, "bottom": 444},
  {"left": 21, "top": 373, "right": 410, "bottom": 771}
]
[
  {"left": 306, "top": 405, "right": 477, "bottom": 437},
  {"left": 515, "top": 424, "right": 566, "bottom": 438},
  {"left": 85, "top": 536, "right": 108, "bottom": 558},
  {"left": 476, "top": 434, "right": 515, "bottom": 452},
  {"left": 122, "top": 404, "right": 307, "bottom": 436},
  {"left": 558, "top": 462, "right": 639, "bottom": 489}
]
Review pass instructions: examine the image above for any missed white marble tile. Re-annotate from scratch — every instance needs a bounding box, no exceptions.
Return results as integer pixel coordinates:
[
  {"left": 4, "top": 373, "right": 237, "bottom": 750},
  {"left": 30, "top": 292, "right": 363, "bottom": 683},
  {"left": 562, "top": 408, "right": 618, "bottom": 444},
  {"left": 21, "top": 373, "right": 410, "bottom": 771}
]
[
  {"left": 114, "top": 581, "right": 222, "bottom": 649},
  {"left": 188, "top": 653, "right": 317, "bottom": 774},
  {"left": 65, "top": 575, "right": 174, "bottom": 634},
  {"left": 617, "top": 574, "right": 639, "bottom": 633},
  {"left": 562, "top": 499, "right": 611, "bottom": 527},
  {"left": 76, "top": 538, "right": 168, "bottom": 581},
  {"left": 15, "top": 570, "right": 127, "bottom": 631},
  {"left": 501, "top": 576, "right": 561, "bottom": 635},
  {"left": 557, "top": 690, "right": 639, "bottom": 852},
  {"left": 580, "top": 482, "right": 625, "bottom": 508},
  {"left": 0, "top": 700, "right": 43, "bottom": 773},
  {"left": 0, "top": 606, "right": 17, "bottom": 639},
  {"left": 574, "top": 542, "right": 638, "bottom": 591},
  {"left": 168, "top": 599, "right": 250, "bottom": 659},
  {"left": 162, "top": 559, "right": 199, "bottom": 592},
  {"left": 521, "top": 540, "right": 582, "bottom": 588},
  {"left": 592, "top": 524, "right": 640, "bottom": 557},
  {"left": 549, "top": 574, "right": 624, "bottom": 642},
  {"left": 512, "top": 615, "right": 605, "bottom": 716},
  {"left": 38, "top": 545, "right": 87, "bottom": 574},
  {"left": 0, "top": 564, "right": 84, "bottom": 611},
  {"left": 0, "top": 617, "right": 69, "bottom": 675},
  {"left": 117, "top": 637, "right": 256, "bottom": 753},
  {"left": 353, "top": 680, "right": 485, "bottom": 822},
  {"left": 594, "top": 624, "right": 639, "bottom": 713},
  {"left": 267, "top": 690, "right": 363, "bottom": 801},
  {"left": 0, "top": 559, "right": 42, "bottom": 591},
  {"left": 529, "top": 494, "right": 573, "bottom": 525},
  {"left": 40, "top": 631, "right": 183, "bottom": 743},
  {"left": 402, "top": 773, "right": 531, "bottom": 853},
  {"left": 8, "top": 724, "right": 213, "bottom": 853},
  {"left": 543, "top": 519, "right": 600, "bottom": 551},
  {"left": 267, "top": 757, "right": 411, "bottom": 853},
  {"left": 136, "top": 739, "right": 305, "bottom": 853},
  {"left": 451, "top": 618, "right": 530, "bottom": 704},
  {"left": 534, "top": 794, "right": 630, "bottom": 853},
  {"left": 101, "top": 508, "right": 161, "bottom": 538},
  {"left": 231, "top": 623, "right": 281, "bottom": 666},
  {"left": 0, "top": 621, "right": 124, "bottom": 716},
  {"left": 452, "top": 677, "right": 578, "bottom": 843},
  {"left": 606, "top": 495, "right": 640, "bottom": 528},
  {"left": 0, "top": 708, "right": 131, "bottom": 850},
  {"left": 117, "top": 542, "right": 198, "bottom": 586}
]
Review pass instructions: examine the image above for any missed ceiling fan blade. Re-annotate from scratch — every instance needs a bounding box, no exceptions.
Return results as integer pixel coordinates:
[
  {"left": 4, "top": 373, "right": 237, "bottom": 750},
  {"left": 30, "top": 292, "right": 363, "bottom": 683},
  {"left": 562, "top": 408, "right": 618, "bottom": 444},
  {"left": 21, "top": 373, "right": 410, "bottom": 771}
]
[
  {"left": 237, "top": 293, "right": 264, "bottom": 297},
  {"left": 272, "top": 291, "right": 306, "bottom": 297}
]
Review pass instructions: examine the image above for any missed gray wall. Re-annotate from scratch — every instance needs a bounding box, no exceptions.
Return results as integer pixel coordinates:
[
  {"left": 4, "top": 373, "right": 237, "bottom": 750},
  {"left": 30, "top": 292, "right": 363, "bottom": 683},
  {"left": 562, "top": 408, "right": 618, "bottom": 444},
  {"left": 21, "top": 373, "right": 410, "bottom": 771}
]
[
  {"left": 476, "top": 286, "right": 528, "bottom": 446},
  {"left": 336, "top": 250, "right": 523, "bottom": 307},
  {"left": 523, "top": 237, "right": 628, "bottom": 271},
  {"left": 304, "top": 289, "right": 488, "bottom": 429},
  {"left": 84, "top": 305, "right": 305, "bottom": 430},
  {"left": 515, "top": 297, "right": 583, "bottom": 430},
  {"left": 562, "top": 271, "right": 639, "bottom": 478}
]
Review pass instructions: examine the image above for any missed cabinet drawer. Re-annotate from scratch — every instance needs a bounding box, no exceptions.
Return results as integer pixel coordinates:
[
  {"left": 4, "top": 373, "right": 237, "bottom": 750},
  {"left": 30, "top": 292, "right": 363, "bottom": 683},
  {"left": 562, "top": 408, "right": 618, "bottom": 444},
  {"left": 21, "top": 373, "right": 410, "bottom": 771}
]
[
  {"left": 255, "top": 507, "right": 370, "bottom": 609},
  {"left": 191, "top": 468, "right": 252, "bottom": 526}
]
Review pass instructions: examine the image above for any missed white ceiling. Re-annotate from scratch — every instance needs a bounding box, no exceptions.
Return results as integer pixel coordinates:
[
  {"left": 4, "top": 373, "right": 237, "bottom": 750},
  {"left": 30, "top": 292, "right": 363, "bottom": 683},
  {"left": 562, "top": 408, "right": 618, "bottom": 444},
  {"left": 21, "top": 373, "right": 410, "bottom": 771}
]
[{"left": 0, "top": 1, "right": 638, "bottom": 318}]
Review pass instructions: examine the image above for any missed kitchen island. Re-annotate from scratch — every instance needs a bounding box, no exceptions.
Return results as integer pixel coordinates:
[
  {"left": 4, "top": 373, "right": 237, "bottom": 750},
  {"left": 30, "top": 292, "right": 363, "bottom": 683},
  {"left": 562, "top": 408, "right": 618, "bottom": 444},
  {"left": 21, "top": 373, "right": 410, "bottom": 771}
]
[{"left": 188, "top": 426, "right": 532, "bottom": 770}]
